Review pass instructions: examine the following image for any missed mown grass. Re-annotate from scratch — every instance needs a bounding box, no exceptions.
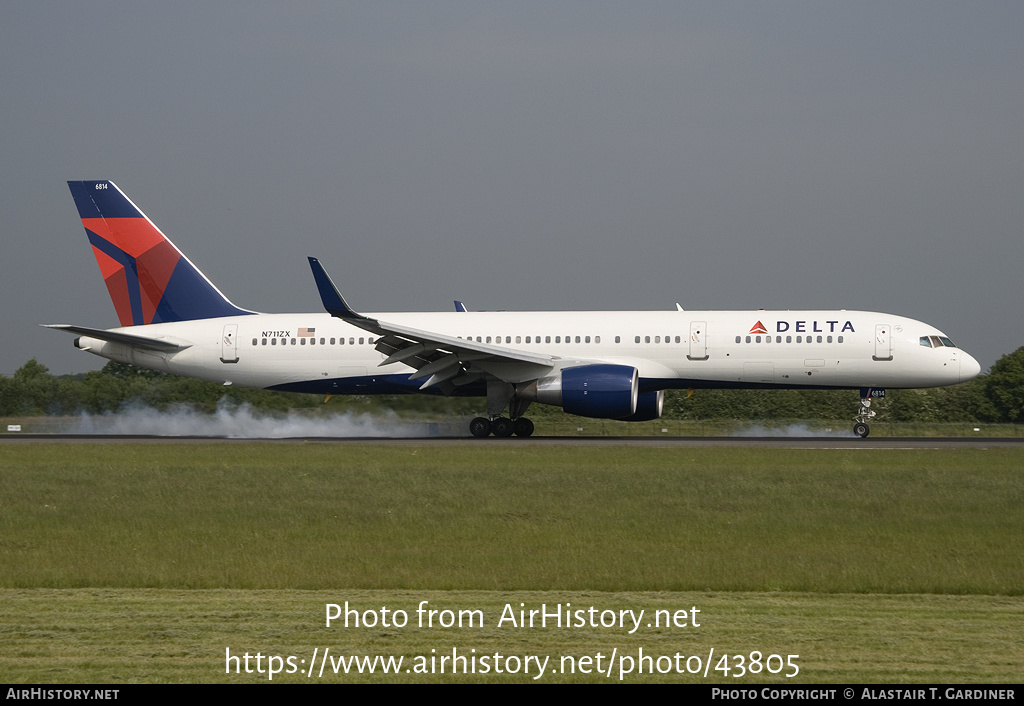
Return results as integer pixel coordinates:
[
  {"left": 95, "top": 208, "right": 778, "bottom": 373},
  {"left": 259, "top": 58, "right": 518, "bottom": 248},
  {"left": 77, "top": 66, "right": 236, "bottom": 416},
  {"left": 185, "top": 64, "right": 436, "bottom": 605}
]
[
  {"left": 1, "top": 445, "right": 1021, "bottom": 593},
  {"left": 1, "top": 443, "right": 1021, "bottom": 683},
  {"left": 1, "top": 589, "right": 1021, "bottom": 683}
]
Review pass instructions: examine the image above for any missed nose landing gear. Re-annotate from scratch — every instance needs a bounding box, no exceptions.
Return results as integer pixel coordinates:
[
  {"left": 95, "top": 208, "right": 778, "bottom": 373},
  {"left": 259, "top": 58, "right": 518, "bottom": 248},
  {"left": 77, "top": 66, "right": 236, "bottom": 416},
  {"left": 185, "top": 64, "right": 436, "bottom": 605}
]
[{"left": 856, "top": 387, "right": 880, "bottom": 438}]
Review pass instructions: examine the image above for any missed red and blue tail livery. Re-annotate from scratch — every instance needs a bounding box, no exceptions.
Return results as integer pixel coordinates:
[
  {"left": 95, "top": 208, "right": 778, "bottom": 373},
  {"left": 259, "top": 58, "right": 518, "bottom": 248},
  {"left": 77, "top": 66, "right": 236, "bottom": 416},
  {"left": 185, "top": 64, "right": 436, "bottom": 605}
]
[{"left": 67, "top": 180, "right": 252, "bottom": 326}]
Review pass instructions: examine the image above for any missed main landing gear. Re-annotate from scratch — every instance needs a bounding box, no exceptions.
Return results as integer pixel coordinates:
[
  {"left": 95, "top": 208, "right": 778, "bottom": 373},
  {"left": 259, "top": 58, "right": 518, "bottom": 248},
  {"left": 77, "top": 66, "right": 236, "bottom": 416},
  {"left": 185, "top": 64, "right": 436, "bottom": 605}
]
[
  {"left": 469, "top": 380, "right": 535, "bottom": 437},
  {"left": 853, "top": 395, "right": 877, "bottom": 438},
  {"left": 470, "top": 416, "right": 535, "bottom": 438}
]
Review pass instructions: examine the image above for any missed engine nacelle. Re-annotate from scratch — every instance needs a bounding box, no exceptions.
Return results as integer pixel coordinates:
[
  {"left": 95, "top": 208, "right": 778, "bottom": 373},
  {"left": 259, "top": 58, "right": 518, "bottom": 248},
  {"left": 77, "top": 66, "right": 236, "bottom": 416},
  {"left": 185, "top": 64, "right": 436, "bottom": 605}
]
[
  {"left": 526, "top": 364, "right": 639, "bottom": 419},
  {"left": 618, "top": 390, "right": 664, "bottom": 422}
]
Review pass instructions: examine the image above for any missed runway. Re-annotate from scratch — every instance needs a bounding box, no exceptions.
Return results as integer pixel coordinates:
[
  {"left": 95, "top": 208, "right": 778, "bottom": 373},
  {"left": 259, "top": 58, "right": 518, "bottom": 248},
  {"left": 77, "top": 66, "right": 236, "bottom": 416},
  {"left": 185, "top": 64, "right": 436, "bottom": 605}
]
[{"left": 2, "top": 434, "right": 1022, "bottom": 449}]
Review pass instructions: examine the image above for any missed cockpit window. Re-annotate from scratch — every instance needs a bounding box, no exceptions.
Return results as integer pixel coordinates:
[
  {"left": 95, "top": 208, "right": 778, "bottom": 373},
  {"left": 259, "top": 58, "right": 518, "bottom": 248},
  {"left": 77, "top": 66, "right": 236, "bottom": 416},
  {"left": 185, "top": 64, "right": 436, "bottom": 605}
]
[{"left": 921, "top": 335, "right": 958, "bottom": 349}]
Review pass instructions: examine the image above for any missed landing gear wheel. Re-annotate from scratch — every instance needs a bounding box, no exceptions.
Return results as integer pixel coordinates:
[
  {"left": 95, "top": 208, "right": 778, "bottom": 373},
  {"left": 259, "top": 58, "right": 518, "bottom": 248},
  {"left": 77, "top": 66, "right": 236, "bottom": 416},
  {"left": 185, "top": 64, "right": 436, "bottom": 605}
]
[
  {"left": 470, "top": 417, "right": 492, "bottom": 438},
  {"left": 513, "top": 417, "right": 535, "bottom": 437},
  {"left": 853, "top": 394, "right": 877, "bottom": 439},
  {"left": 491, "top": 417, "right": 515, "bottom": 438}
]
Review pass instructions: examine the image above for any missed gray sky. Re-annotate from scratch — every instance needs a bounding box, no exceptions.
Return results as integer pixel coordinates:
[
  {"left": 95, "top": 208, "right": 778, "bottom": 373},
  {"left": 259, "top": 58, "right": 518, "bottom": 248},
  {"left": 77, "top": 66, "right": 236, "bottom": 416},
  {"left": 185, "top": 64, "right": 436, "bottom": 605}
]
[{"left": 2, "top": 1, "right": 1021, "bottom": 376}]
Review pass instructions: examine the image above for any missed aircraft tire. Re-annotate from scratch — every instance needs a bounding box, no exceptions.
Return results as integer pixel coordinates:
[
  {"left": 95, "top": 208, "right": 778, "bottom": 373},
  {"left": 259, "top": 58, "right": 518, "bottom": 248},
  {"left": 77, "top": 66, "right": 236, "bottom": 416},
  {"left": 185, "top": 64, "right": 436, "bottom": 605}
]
[
  {"left": 491, "top": 417, "right": 515, "bottom": 438},
  {"left": 853, "top": 422, "right": 870, "bottom": 438},
  {"left": 513, "top": 417, "right": 535, "bottom": 437},
  {"left": 470, "top": 417, "right": 492, "bottom": 438}
]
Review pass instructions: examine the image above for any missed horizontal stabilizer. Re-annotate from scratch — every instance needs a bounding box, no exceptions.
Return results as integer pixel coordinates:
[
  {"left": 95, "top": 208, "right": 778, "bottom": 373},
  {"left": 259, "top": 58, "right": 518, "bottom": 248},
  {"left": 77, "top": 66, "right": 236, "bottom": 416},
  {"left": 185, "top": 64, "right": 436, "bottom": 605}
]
[{"left": 42, "top": 324, "right": 192, "bottom": 353}]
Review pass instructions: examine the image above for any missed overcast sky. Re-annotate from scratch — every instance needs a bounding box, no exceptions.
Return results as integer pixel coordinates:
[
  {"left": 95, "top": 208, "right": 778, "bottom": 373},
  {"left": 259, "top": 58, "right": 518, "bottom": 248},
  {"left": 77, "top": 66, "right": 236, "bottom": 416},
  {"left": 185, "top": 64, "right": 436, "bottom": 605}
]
[{"left": 2, "top": 2, "right": 1021, "bottom": 376}]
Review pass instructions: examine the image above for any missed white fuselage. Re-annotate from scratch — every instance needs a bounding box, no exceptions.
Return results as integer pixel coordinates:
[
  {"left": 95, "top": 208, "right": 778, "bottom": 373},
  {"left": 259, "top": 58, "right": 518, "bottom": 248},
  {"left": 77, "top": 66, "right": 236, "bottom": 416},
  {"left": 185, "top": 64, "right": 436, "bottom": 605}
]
[{"left": 74, "top": 309, "right": 980, "bottom": 395}]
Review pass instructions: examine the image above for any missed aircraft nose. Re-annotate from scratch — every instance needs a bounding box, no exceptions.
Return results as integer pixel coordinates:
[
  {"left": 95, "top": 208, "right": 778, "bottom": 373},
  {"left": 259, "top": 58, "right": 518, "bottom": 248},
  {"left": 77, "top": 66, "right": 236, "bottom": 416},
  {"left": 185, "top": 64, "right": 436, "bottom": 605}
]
[{"left": 960, "top": 352, "right": 982, "bottom": 382}]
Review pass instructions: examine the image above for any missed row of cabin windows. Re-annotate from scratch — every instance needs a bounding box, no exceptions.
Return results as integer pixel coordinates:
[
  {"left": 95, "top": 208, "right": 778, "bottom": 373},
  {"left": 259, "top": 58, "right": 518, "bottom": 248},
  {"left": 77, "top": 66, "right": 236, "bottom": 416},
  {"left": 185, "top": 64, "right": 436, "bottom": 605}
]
[
  {"left": 457, "top": 335, "right": 694, "bottom": 344},
  {"left": 456, "top": 335, "right": 738, "bottom": 344},
  {"left": 250, "top": 334, "right": 855, "bottom": 348},
  {"left": 254, "top": 334, "right": 678, "bottom": 347},
  {"left": 635, "top": 335, "right": 682, "bottom": 344},
  {"left": 253, "top": 337, "right": 375, "bottom": 346},
  {"left": 736, "top": 335, "right": 844, "bottom": 344},
  {"left": 459, "top": 335, "right": 603, "bottom": 344}
]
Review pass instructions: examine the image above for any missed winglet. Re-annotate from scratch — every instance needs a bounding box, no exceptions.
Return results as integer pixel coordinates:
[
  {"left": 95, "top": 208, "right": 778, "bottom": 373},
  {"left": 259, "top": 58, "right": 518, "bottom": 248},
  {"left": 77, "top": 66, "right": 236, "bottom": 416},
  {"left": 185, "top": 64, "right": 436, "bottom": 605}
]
[
  {"left": 307, "top": 257, "right": 371, "bottom": 323},
  {"left": 454, "top": 300, "right": 468, "bottom": 312}
]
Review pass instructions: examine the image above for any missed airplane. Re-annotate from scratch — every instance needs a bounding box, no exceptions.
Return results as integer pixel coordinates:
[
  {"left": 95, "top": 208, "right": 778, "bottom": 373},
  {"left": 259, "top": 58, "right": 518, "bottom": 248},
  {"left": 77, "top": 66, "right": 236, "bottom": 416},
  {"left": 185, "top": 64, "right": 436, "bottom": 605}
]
[{"left": 46, "top": 180, "right": 981, "bottom": 438}]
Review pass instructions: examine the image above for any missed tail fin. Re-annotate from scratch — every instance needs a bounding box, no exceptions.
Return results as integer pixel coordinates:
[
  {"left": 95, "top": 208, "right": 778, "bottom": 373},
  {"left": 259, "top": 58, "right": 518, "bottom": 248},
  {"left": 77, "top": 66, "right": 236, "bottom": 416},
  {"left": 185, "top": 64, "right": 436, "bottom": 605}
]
[{"left": 68, "top": 180, "right": 253, "bottom": 326}]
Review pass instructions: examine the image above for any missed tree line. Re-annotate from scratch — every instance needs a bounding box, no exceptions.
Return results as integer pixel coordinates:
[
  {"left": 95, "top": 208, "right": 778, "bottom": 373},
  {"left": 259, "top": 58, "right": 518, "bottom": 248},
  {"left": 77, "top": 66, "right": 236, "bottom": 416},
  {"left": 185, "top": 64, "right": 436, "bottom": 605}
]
[{"left": 1, "top": 348, "right": 1022, "bottom": 423}]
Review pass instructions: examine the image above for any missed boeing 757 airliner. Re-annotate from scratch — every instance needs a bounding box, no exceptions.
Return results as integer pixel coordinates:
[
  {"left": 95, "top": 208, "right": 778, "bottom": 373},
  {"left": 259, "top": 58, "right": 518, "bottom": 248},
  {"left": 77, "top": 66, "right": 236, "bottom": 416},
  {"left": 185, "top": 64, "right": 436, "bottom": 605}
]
[{"left": 46, "top": 180, "right": 981, "bottom": 437}]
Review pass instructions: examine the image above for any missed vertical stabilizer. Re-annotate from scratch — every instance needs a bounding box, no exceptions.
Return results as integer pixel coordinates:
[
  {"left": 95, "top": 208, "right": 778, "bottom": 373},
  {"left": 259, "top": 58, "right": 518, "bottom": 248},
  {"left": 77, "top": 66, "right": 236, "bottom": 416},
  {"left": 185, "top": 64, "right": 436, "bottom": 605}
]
[{"left": 68, "top": 180, "right": 253, "bottom": 325}]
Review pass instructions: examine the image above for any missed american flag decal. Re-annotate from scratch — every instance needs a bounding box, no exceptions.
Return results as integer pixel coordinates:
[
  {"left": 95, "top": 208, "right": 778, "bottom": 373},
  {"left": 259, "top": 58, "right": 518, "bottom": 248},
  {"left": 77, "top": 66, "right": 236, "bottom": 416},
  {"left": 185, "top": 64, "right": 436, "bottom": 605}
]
[{"left": 298, "top": 327, "right": 316, "bottom": 337}]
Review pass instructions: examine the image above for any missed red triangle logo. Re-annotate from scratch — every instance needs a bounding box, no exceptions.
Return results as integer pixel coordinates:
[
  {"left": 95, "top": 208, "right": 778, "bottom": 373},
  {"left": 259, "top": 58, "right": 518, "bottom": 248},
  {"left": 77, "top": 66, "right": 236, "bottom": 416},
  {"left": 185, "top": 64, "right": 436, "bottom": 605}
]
[{"left": 749, "top": 321, "right": 768, "bottom": 334}]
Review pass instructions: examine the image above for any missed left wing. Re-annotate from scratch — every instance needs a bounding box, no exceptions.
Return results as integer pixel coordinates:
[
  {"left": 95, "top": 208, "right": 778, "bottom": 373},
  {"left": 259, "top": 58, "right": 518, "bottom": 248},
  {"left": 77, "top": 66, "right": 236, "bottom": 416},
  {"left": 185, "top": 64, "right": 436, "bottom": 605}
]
[{"left": 307, "top": 257, "right": 556, "bottom": 391}]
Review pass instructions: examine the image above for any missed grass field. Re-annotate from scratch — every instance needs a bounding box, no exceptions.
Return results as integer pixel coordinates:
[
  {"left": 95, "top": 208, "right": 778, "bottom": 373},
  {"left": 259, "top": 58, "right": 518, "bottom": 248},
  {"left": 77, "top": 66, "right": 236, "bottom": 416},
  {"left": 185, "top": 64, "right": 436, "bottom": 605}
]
[{"left": 1, "top": 443, "right": 1021, "bottom": 683}]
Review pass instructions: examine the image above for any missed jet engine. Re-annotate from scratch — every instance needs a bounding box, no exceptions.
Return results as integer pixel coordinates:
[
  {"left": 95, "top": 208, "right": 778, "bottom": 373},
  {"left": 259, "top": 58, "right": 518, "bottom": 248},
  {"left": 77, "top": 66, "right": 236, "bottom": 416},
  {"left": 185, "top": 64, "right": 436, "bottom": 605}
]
[
  {"left": 523, "top": 364, "right": 640, "bottom": 419},
  {"left": 618, "top": 390, "right": 664, "bottom": 422}
]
